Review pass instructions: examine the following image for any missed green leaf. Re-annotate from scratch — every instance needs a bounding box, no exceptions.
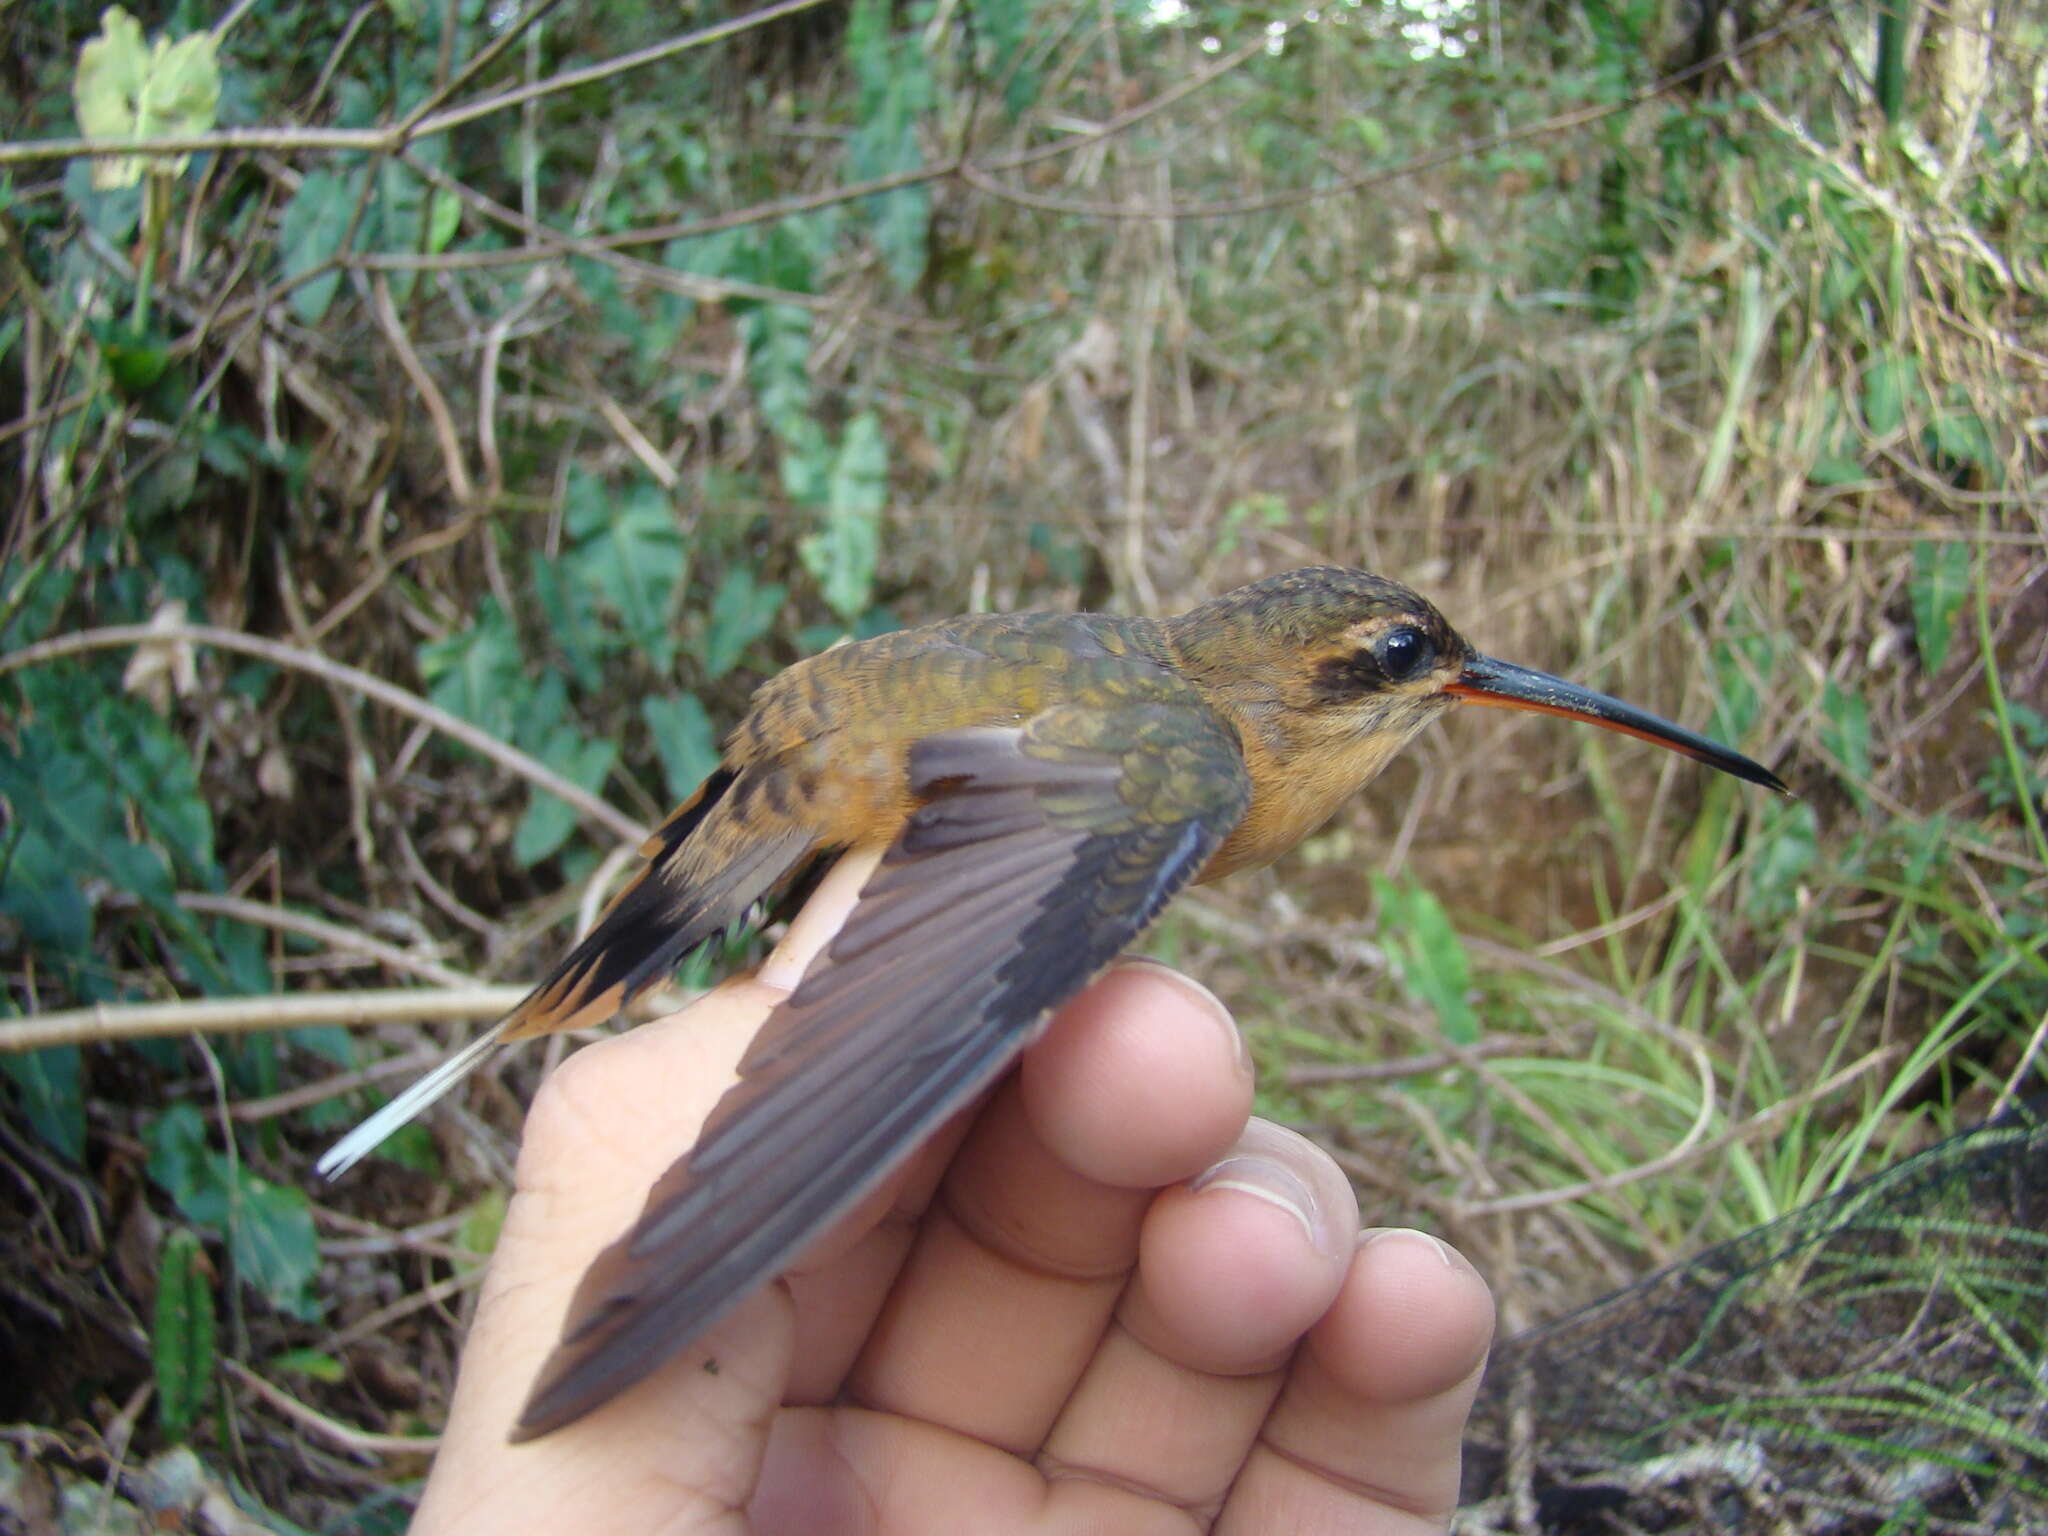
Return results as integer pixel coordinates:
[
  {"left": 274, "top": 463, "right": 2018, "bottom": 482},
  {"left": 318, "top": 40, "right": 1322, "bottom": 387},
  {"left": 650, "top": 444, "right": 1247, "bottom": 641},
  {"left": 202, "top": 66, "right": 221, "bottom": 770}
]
[
  {"left": 1928, "top": 408, "right": 1996, "bottom": 472},
  {"left": 1820, "top": 678, "right": 1871, "bottom": 807},
  {"left": 427, "top": 187, "right": 462, "bottom": 253},
  {"left": 227, "top": 1173, "right": 321, "bottom": 1320},
  {"left": 974, "top": 0, "right": 1042, "bottom": 115},
  {"left": 563, "top": 470, "right": 688, "bottom": 671},
  {"left": 742, "top": 304, "right": 815, "bottom": 445},
  {"left": 90, "top": 316, "right": 171, "bottom": 394},
  {"left": 0, "top": 700, "right": 222, "bottom": 981},
  {"left": 372, "top": 1120, "right": 439, "bottom": 1174},
  {"left": 1747, "top": 800, "right": 1819, "bottom": 922},
  {"left": 1910, "top": 540, "right": 1972, "bottom": 674},
  {"left": 417, "top": 599, "right": 526, "bottom": 741},
  {"left": 778, "top": 416, "right": 834, "bottom": 506},
  {"left": 279, "top": 169, "right": 356, "bottom": 324},
  {"left": 846, "top": 0, "right": 932, "bottom": 290},
  {"left": 532, "top": 560, "right": 615, "bottom": 694},
  {"left": 456, "top": 1189, "right": 507, "bottom": 1263},
  {"left": 0, "top": 1046, "right": 86, "bottom": 1162},
  {"left": 153, "top": 1227, "right": 217, "bottom": 1440},
  {"left": 1861, "top": 352, "right": 1924, "bottom": 438},
  {"left": 144, "top": 1103, "right": 213, "bottom": 1212},
  {"left": 1807, "top": 453, "right": 1866, "bottom": 486},
  {"left": 144, "top": 1105, "right": 322, "bottom": 1318},
  {"left": 642, "top": 693, "right": 721, "bottom": 802},
  {"left": 1372, "top": 876, "right": 1478, "bottom": 1045},
  {"left": 801, "top": 413, "right": 887, "bottom": 622},
  {"left": 371, "top": 154, "right": 442, "bottom": 302},
  {"left": 98, "top": 695, "right": 218, "bottom": 886},
  {"left": 702, "top": 567, "right": 786, "bottom": 680},
  {"left": 73, "top": 7, "right": 221, "bottom": 188},
  {"left": 267, "top": 1348, "right": 344, "bottom": 1384},
  {"left": 513, "top": 725, "right": 618, "bottom": 867},
  {"left": 1708, "top": 626, "right": 1774, "bottom": 746}
]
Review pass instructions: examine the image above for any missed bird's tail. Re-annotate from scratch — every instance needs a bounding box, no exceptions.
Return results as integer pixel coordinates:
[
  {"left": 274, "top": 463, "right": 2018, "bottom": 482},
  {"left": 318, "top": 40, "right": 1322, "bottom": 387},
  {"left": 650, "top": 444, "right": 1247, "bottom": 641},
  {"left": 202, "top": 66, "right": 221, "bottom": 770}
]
[{"left": 316, "top": 766, "right": 818, "bottom": 1179}]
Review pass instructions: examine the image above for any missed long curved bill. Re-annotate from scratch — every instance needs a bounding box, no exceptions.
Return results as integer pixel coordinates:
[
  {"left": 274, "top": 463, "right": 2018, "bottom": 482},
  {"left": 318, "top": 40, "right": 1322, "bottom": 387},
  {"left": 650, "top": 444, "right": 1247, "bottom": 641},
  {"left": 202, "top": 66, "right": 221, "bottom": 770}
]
[{"left": 1446, "top": 655, "right": 1789, "bottom": 794}]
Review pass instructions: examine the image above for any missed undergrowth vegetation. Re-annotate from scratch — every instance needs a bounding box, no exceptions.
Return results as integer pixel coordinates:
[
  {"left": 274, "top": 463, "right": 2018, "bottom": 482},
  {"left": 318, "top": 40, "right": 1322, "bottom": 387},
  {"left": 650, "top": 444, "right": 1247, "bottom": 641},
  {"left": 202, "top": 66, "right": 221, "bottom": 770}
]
[{"left": 0, "top": 0, "right": 2041, "bottom": 1527}]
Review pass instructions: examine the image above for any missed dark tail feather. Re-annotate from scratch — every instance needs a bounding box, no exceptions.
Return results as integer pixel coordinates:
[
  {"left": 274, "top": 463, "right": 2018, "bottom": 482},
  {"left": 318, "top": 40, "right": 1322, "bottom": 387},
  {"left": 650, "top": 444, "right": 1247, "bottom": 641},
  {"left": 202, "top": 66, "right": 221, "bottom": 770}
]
[{"left": 318, "top": 767, "right": 812, "bottom": 1177}]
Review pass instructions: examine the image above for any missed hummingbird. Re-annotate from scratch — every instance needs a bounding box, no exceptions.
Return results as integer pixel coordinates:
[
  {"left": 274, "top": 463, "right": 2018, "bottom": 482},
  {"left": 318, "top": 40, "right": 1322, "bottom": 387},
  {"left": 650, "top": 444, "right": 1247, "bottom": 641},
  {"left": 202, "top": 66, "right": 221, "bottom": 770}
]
[{"left": 315, "top": 566, "right": 1785, "bottom": 1439}]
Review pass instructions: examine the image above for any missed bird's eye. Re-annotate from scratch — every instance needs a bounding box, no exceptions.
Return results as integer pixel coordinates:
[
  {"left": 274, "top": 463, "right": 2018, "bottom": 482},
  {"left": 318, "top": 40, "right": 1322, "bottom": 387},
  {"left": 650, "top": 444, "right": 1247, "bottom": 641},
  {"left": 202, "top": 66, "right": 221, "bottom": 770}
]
[{"left": 1373, "top": 625, "right": 1435, "bottom": 682}]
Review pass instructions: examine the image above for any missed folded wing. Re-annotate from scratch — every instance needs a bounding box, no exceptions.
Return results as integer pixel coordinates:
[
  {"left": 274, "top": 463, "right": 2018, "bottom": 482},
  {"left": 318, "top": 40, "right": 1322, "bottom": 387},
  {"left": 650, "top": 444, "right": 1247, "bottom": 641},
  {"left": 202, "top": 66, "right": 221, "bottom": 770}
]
[{"left": 514, "top": 705, "right": 1250, "bottom": 1439}]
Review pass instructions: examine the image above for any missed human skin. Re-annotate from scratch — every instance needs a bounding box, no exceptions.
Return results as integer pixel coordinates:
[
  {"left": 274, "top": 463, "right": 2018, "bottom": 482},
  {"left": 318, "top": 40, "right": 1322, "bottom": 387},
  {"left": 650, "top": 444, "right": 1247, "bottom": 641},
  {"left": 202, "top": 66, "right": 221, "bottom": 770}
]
[{"left": 410, "top": 850, "right": 1495, "bottom": 1534}]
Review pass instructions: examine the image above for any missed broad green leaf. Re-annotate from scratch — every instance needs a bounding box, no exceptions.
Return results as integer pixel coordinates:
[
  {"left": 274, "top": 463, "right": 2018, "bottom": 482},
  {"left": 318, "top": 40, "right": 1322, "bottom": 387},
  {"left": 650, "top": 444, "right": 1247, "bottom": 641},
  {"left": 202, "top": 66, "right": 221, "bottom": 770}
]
[
  {"left": 802, "top": 414, "right": 887, "bottom": 622},
  {"left": 417, "top": 599, "right": 525, "bottom": 741},
  {"left": 94, "top": 694, "right": 218, "bottom": 886},
  {"left": 228, "top": 1173, "right": 321, "bottom": 1320},
  {"left": 846, "top": 0, "right": 932, "bottom": 290},
  {"left": 511, "top": 667, "right": 572, "bottom": 757},
  {"left": 643, "top": 693, "right": 721, "bottom": 802},
  {"left": 145, "top": 1105, "right": 322, "bottom": 1318},
  {"left": 279, "top": 169, "right": 356, "bottom": 324},
  {"left": 742, "top": 304, "right": 814, "bottom": 445},
  {"left": 154, "top": 1227, "right": 217, "bottom": 1440},
  {"left": 0, "top": 705, "right": 219, "bottom": 979},
  {"left": 532, "top": 561, "right": 615, "bottom": 694},
  {"left": 778, "top": 417, "right": 834, "bottom": 506},
  {"left": 564, "top": 470, "right": 688, "bottom": 671},
  {"left": 0, "top": 1045, "right": 86, "bottom": 1162},
  {"left": 144, "top": 1103, "right": 213, "bottom": 1213},
  {"left": 1928, "top": 408, "right": 1996, "bottom": 473},
  {"left": 702, "top": 567, "right": 786, "bottom": 680},
  {"left": 1910, "top": 540, "right": 1972, "bottom": 674},
  {"left": 1861, "top": 352, "right": 1924, "bottom": 438},
  {"left": 514, "top": 726, "right": 618, "bottom": 867},
  {"left": 73, "top": 8, "right": 221, "bottom": 188}
]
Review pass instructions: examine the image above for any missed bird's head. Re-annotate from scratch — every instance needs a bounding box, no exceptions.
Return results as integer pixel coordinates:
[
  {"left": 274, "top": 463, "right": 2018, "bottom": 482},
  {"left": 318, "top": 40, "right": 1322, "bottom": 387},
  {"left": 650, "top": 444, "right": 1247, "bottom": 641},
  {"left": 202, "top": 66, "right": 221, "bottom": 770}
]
[{"left": 1166, "top": 566, "right": 1787, "bottom": 793}]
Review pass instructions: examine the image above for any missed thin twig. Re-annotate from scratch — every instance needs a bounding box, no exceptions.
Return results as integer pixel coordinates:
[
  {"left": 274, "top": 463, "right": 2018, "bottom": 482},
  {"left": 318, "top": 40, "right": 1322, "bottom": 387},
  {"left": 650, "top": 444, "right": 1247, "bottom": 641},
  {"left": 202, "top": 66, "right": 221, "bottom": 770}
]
[
  {"left": 370, "top": 276, "right": 474, "bottom": 504},
  {"left": 0, "top": 623, "right": 647, "bottom": 845},
  {"left": 221, "top": 1359, "right": 438, "bottom": 1459},
  {"left": 1465, "top": 1048, "right": 1900, "bottom": 1218},
  {"left": 0, "top": 988, "right": 530, "bottom": 1053},
  {"left": 175, "top": 892, "right": 478, "bottom": 989}
]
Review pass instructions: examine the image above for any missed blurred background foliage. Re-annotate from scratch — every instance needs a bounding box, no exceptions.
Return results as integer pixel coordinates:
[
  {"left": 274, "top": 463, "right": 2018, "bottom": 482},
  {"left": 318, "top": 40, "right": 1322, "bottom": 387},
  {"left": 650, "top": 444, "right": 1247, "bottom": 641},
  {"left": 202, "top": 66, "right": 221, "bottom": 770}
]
[{"left": 0, "top": 0, "right": 2042, "bottom": 1527}]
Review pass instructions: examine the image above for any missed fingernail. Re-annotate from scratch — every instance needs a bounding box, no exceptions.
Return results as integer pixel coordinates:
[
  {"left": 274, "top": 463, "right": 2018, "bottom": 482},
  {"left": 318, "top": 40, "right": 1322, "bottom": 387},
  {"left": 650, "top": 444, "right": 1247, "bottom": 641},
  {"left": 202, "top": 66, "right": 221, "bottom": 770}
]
[
  {"left": 1192, "top": 1149, "right": 1324, "bottom": 1249},
  {"left": 1111, "top": 957, "right": 1249, "bottom": 1073},
  {"left": 1360, "top": 1226, "right": 1459, "bottom": 1268}
]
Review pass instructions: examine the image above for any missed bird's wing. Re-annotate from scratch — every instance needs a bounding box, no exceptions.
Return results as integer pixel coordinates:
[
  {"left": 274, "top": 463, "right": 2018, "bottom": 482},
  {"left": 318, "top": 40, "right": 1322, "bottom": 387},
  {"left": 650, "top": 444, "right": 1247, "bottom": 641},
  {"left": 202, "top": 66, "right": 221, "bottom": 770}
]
[{"left": 513, "top": 701, "right": 1251, "bottom": 1439}]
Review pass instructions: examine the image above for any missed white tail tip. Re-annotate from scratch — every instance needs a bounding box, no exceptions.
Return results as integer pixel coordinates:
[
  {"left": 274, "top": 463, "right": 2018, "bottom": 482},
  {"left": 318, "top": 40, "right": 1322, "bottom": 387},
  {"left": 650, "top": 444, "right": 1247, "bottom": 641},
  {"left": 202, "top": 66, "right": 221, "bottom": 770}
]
[{"left": 315, "top": 1025, "right": 506, "bottom": 1180}]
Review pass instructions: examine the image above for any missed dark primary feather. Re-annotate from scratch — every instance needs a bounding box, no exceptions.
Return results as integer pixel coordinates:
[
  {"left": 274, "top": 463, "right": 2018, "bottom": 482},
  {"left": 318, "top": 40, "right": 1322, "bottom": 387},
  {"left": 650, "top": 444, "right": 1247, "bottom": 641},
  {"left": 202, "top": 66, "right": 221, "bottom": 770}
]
[
  {"left": 501, "top": 768, "right": 815, "bottom": 1044},
  {"left": 513, "top": 705, "right": 1251, "bottom": 1439}
]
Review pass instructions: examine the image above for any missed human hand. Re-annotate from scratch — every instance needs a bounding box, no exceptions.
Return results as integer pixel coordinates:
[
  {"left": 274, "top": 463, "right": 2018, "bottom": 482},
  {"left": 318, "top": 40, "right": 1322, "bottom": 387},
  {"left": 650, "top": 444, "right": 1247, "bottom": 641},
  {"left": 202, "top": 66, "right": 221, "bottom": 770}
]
[{"left": 410, "top": 865, "right": 1494, "bottom": 1534}]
